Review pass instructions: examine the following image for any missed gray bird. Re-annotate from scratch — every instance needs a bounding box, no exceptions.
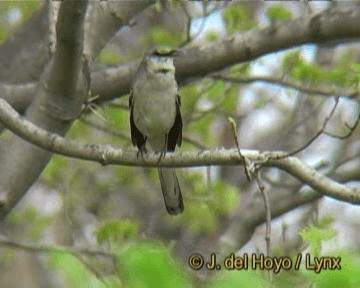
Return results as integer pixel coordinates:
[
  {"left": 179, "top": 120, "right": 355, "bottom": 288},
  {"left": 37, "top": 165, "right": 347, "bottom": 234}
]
[{"left": 129, "top": 47, "right": 184, "bottom": 215}]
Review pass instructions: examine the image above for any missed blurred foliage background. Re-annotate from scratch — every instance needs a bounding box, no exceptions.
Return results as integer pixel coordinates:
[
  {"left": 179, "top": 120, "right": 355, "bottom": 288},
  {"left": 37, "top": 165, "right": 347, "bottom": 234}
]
[{"left": 0, "top": 1, "right": 359, "bottom": 287}]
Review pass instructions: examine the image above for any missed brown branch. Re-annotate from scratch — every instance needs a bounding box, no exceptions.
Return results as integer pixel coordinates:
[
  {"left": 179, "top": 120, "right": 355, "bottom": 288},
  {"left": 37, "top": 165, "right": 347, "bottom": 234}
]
[
  {"left": 324, "top": 111, "right": 360, "bottom": 139},
  {"left": 0, "top": 0, "right": 89, "bottom": 220},
  {"left": 209, "top": 74, "right": 359, "bottom": 100},
  {"left": 0, "top": 237, "right": 115, "bottom": 259},
  {"left": 228, "top": 116, "right": 251, "bottom": 181},
  {"left": 91, "top": 4, "right": 360, "bottom": 103},
  {"left": 0, "top": 236, "right": 114, "bottom": 285},
  {"left": 85, "top": 1, "right": 154, "bottom": 58},
  {"left": 80, "top": 116, "right": 130, "bottom": 141},
  {"left": 0, "top": 98, "right": 359, "bottom": 205},
  {"left": 255, "top": 172, "right": 272, "bottom": 285},
  {"left": 277, "top": 97, "right": 340, "bottom": 158},
  {"left": 3, "top": 5, "right": 360, "bottom": 116},
  {"left": 218, "top": 188, "right": 321, "bottom": 257},
  {"left": 0, "top": 3, "right": 50, "bottom": 83},
  {"left": 80, "top": 115, "right": 207, "bottom": 150}
]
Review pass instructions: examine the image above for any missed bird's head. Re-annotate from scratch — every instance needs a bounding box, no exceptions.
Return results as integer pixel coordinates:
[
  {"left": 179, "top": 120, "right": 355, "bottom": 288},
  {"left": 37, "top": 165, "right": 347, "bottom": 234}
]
[{"left": 143, "top": 47, "right": 177, "bottom": 75}]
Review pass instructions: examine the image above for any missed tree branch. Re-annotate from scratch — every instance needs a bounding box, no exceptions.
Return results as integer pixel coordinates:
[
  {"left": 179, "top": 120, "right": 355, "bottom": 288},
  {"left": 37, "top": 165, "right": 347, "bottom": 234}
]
[
  {"left": 85, "top": 1, "right": 154, "bottom": 58},
  {"left": 0, "top": 0, "right": 89, "bottom": 220},
  {"left": 2, "top": 5, "right": 360, "bottom": 116},
  {"left": 0, "top": 3, "right": 50, "bottom": 83},
  {"left": 0, "top": 98, "right": 359, "bottom": 206},
  {"left": 91, "top": 4, "right": 360, "bottom": 103},
  {"left": 209, "top": 74, "right": 359, "bottom": 100},
  {"left": 0, "top": 237, "right": 115, "bottom": 258},
  {"left": 218, "top": 188, "right": 321, "bottom": 256}
]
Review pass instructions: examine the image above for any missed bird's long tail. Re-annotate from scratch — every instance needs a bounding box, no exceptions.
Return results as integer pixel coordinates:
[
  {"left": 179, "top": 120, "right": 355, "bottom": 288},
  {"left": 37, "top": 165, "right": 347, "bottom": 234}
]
[{"left": 158, "top": 168, "right": 184, "bottom": 215}]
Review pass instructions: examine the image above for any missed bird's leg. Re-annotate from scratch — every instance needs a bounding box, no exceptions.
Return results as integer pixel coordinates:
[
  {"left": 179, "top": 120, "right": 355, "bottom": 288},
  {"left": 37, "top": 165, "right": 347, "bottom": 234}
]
[
  {"left": 157, "top": 134, "right": 168, "bottom": 164},
  {"left": 137, "top": 137, "right": 148, "bottom": 159}
]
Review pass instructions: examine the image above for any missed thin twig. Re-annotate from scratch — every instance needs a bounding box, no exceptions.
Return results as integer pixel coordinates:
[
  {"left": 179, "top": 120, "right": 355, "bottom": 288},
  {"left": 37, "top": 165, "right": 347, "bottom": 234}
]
[
  {"left": 0, "top": 238, "right": 114, "bottom": 287},
  {"left": 178, "top": 2, "right": 224, "bottom": 48},
  {"left": 107, "top": 102, "right": 129, "bottom": 111},
  {"left": 72, "top": 253, "right": 110, "bottom": 287},
  {"left": 209, "top": 74, "right": 359, "bottom": 100},
  {"left": 0, "top": 238, "right": 116, "bottom": 258},
  {"left": 228, "top": 117, "right": 251, "bottom": 181},
  {"left": 324, "top": 111, "right": 360, "bottom": 139},
  {"left": 277, "top": 97, "right": 340, "bottom": 159},
  {"left": 254, "top": 172, "right": 272, "bottom": 286},
  {"left": 80, "top": 116, "right": 130, "bottom": 140}
]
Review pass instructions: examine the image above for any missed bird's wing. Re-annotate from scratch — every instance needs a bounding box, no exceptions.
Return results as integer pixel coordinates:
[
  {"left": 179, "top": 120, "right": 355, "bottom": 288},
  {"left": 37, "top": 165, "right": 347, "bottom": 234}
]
[
  {"left": 167, "top": 94, "right": 182, "bottom": 151},
  {"left": 129, "top": 91, "right": 146, "bottom": 150}
]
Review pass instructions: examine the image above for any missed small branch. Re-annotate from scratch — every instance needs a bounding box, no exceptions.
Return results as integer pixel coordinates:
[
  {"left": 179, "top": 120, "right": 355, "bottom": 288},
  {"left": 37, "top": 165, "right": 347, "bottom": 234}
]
[
  {"left": 209, "top": 74, "right": 359, "bottom": 100},
  {"left": 80, "top": 116, "right": 130, "bottom": 141},
  {"left": 0, "top": 237, "right": 116, "bottom": 259},
  {"left": 3, "top": 5, "right": 360, "bottom": 115},
  {"left": 228, "top": 116, "right": 251, "bottom": 181},
  {"left": 0, "top": 237, "right": 114, "bottom": 286},
  {"left": 254, "top": 172, "right": 272, "bottom": 285},
  {"left": 80, "top": 114, "right": 207, "bottom": 149},
  {"left": 0, "top": 98, "right": 359, "bottom": 204},
  {"left": 324, "top": 112, "right": 360, "bottom": 139},
  {"left": 182, "top": 135, "right": 209, "bottom": 150},
  {"left": 277, "top": 96, "right": 340, "bottom": 158},
  {"left": 255, "top": 174, "right": 271, "bottom": 257},
  {"left": 74, "top": 254, "right": 109, "bottom": 287}
]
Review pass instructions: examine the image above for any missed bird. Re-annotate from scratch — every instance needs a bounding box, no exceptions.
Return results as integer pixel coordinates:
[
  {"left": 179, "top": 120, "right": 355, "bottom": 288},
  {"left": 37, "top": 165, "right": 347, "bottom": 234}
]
[{"left": 129, "top": 47, "right": 184, "bottom": 215}]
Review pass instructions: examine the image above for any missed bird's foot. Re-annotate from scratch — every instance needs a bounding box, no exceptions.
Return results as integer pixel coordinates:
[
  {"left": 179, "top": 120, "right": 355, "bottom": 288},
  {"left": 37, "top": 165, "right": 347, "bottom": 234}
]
[
  {"left": 157, "top": 149, "right": 167, "bottom": 164},
  {"left": 137, "top": 146, "right": 148, "bottom": 159}
]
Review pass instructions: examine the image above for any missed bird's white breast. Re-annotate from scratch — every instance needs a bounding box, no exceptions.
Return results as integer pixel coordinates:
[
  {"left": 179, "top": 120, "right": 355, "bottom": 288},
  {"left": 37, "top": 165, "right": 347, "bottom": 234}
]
[{"left": 132, "top": 72, "right": 177, "bottom": 144}]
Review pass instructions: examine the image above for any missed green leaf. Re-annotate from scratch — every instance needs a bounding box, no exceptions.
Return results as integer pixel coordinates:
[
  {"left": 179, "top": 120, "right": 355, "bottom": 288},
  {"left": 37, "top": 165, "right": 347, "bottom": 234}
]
[
  {"left": 222, "top": 5, "right": 256, "bottom": 33},
  {"left": 266, "top": 5, "right": 292, "bottom": 22},
  {"left": 96, "top": 219, "right": 139, "bottom": 245},
  {"left": 303, "top": 250, "right": 360, "bottom": 288},
  {"left": 120, "top": 242, "right": 191, "bottom": 288},
  {"left": 351, "top": 63, "right": 360, "bottom": 74},
  {"left": 230, "top": 63, "right": 251, "bottom": 77},
  {"left": 189, "top": 113, "right": 215, "bottom": 145},
  {"left": 282, "top": 50, "right": 302, "bottom": 72},
  {"left": 207, "top": 81, "right": 225, "bottom": 101},
  {"left": 147, "top": 27, "right": 181, "bottom": 46},
  {"left": 42, "top": 155, "right": 69, "bottom": 184},
  {"left": 187, "top": 201, "right": 217, "bottom": 233},
  {"left": 104, "top": 105, "right": 128, "bottom": 127},
  {"left": 49, "top": 252, "right": 107, "bottom": 288},
  {"left": 206, "top": 30, "right": 218, "bottom": 42},
  {"left": 299, "top": 216, "right": 336, "bottom": 256},
  {"left": 209, "top": 270, "right": 267, "bottom": 288},
  {"left": 211, "top": 181, "right": 240, "bottom": 215},
  {"left": 222, "top": 85, "right": 238, "bottom": 114}
]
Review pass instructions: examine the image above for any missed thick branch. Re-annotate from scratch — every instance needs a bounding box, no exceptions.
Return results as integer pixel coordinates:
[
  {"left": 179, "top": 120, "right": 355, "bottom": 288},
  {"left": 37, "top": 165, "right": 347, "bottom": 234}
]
[
  {"left": 85, "top": 1, "right": 154, "bottom": 58},
  {"left": 92, "top": 4, "right": 360, "bottom": 103},
  {"left": 0, "top": 98, "right": 359, "bottom": 206},
  {"left": 3, "top": 5, "right": 360, "bottom": 114},
  {"left": 0, "top": 0, "right": 89, "bottom": 220},
  {"left": 0, "top": 3, "right": 50, "bottom": 83},
  {"left": 218, "top": 189, "right": 321, "bottom": 256}
]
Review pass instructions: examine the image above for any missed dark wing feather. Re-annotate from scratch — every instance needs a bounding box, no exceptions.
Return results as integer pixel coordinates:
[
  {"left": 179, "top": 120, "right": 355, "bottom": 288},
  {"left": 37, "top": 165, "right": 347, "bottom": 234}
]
[
  {"left": 129, "top": 92, "right": 146, "bottom": 150},
  {"left": 167, "top": 94, "right": 182, "bottom": 151}
]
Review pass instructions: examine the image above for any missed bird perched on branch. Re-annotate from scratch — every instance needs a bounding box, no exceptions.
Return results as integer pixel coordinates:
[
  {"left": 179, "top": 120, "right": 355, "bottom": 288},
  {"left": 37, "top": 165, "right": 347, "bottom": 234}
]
[{"left": 129, "top": 47, "right": 184, "bottom": 215}]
